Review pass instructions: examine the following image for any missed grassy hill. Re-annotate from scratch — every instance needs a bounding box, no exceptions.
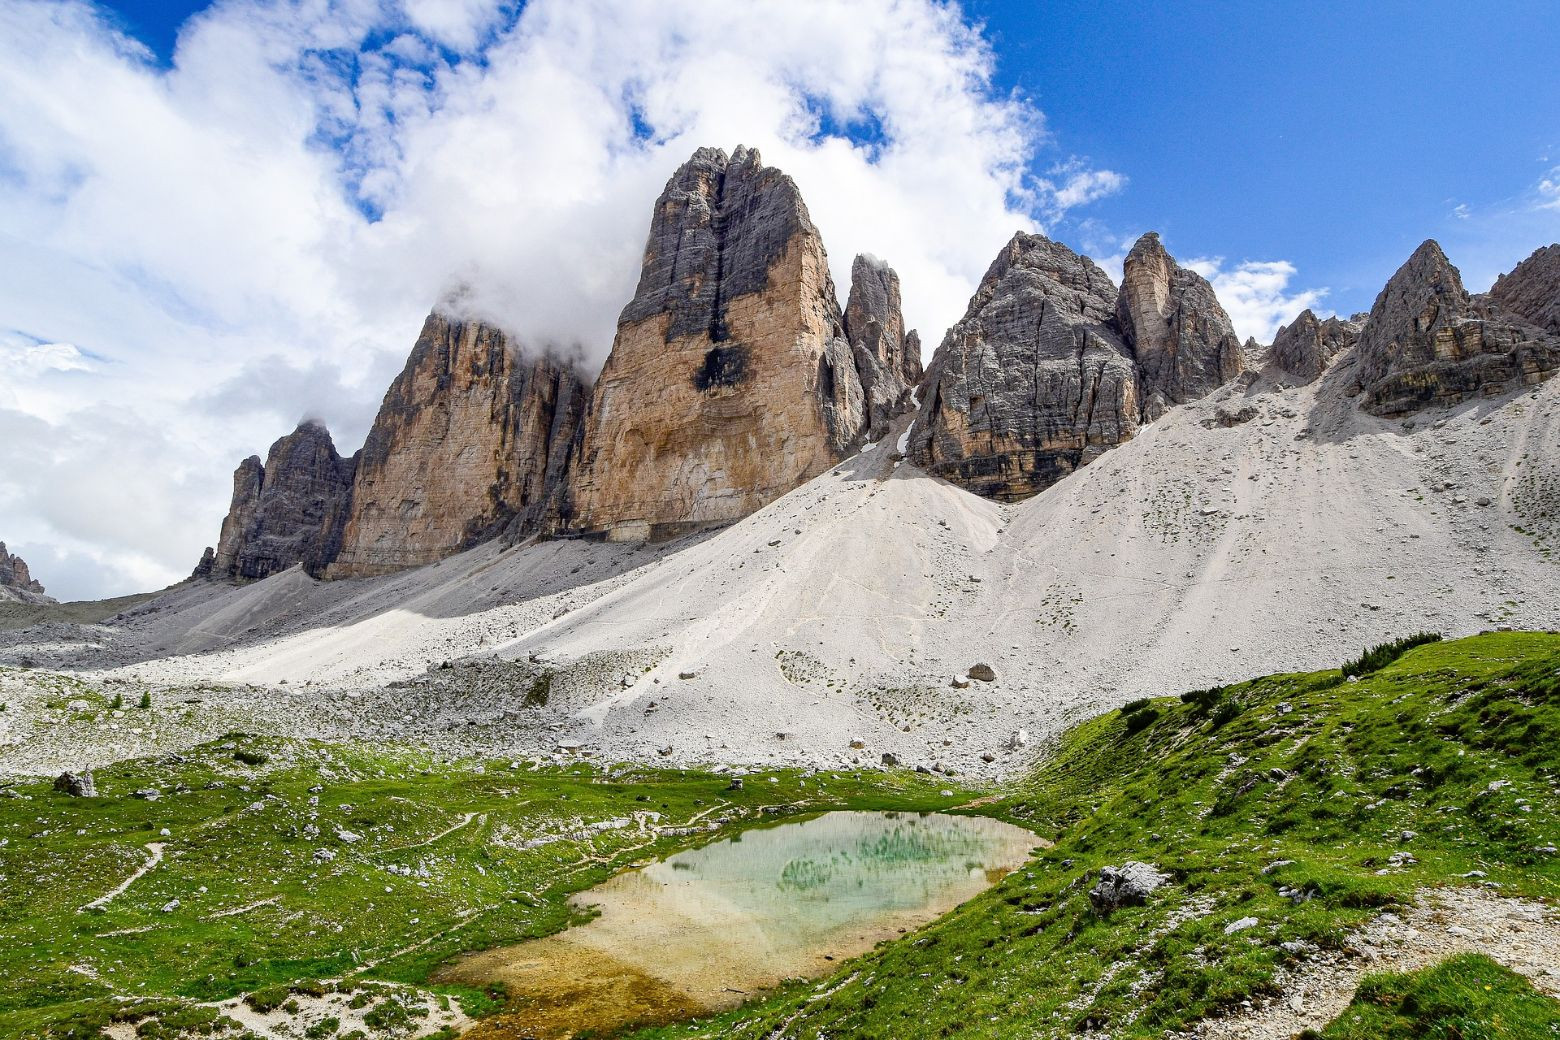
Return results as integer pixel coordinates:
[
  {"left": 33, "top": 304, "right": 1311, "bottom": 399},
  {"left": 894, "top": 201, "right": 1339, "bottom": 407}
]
[
  {"left": 2, "top": 632, "right": 1557, "bottom": 1038},
  {"left": 630, "top": 632, "right": 1560, "bottom": 1038}
]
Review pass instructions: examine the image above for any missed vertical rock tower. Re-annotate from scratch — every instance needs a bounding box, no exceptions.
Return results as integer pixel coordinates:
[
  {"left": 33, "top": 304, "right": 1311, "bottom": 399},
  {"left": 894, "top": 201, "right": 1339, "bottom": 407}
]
[
  {"left": 326, "top": 312, "right": 587, "bottom": 578},
  {"left": 567, "top": 146, "right": 868, "bottom": 540},
  {"left": 910, "top": 233, "right": 1144, "bottom": 500},
  {"left": 843, "top": 253, "right": 922, "bottom": 444},
  {"left": 1355, "top": 240, "right": 1560, "bottom": 415},
  {"left": 210, "top": 420, "right": 357, "bottom": 581},
  {"left": 1115, "top": 232, "right": 1246, "bottom": 412}
]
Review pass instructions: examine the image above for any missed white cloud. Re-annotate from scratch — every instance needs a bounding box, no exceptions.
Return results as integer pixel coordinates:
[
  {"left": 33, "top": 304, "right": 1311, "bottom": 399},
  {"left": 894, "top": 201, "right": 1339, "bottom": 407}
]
[
  {"left": 1539, "top": 167, "right": 1560, "bottom": 210},
  {"left": 1039, "top": 159, "right": 1127, "bottom": 214},
  {"left": 1184, "top": 257, "right": 1327, "bottom": 345},
  {"left": 0, "top": 0, "right": 1128, "bottom": 600}
]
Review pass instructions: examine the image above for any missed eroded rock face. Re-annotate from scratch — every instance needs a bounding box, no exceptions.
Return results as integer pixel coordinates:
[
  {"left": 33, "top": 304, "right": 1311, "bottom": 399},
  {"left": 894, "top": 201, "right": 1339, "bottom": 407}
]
[
  {"left": 1088, "top": 861, "right": 1169, "bottom": 913},
  {"left": 1271, "top": 309, "right": 1361, "bottom": 383},
  {"left": 328, "top": 312, "right": 588, "bottom": 578},
  {"left": 1116, "top": 232, "right": 1245, "bottom": 410},
  {"left": 910, "top": 233, "right": 1144, "bottom": 500},
  {"left": 1490, "top": 243, "right": 1560, "bottom": 335},
  {"left": 567, "top": 146, "right": 868, "bottom": 540},
  {"left": 1356, "top": 240, "right": 1560, "bottom": 416},
  {"left": 0, "top": 541, "right": 45, "bottom": 595},
  {"left": 209, "top": 420, "right": 357, "bottom": 581},
  {"left": 844, "top": 254, "right": 922, "bottom": 443}
]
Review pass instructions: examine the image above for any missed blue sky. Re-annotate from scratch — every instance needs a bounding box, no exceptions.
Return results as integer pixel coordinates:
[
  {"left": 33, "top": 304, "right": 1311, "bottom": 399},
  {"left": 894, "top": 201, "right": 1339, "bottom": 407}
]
[
  {"left": 99, "top": 0, "right": 1560, "bottom": 315},
  {"left": 3, "top": 0, "right": 1558, "bottom": 599}
]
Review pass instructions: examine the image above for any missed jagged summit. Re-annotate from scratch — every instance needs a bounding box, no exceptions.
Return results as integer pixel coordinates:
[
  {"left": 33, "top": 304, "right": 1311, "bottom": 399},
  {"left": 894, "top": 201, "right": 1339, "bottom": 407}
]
[
  {"left": 1116, "top": 231, "right": 1245, "bottom": 410},
  {"left": 1491, "top": 242, "right": 1560, "bottom": 335},
  {"left": 0, "top": 541, "right": 47, "bottom": 599},
  {"left": 209, "top": 419, "right": 357, "bottom": 582},
  {"left": 1355, "top": 239, "right": 1560, "bottom": 415},
  {"left": 1271, "top": 308, "right": 1360, "bottom": 383},
  {"left": 566, "top": 145, "right": 868, "bottom": 541},
  {"left": 911, "top": 232, "right": 1142, "bottom": 500},
  {"left": 326, "top": 311, "right": 587, "bottom": 578},
  {"left": 844, "top": 252, "right": 921, "bottom": 444}
]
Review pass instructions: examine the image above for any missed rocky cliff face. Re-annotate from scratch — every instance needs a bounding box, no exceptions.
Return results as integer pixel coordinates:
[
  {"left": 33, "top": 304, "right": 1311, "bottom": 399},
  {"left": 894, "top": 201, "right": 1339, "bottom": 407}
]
[
  {"left": 326, "top": 312, "right": 588, "bottom": 578},
  {"left": 1356, "top": 240, "right": 1560, "bottom": 416},
  {"left": 0, "top": 541, "right": 46, "bottom": 596},
  {"left": 844, "top": 254, "right": 922, "bottom": 443},
  {"left": 207, "top": 421, "right": 357, "bottom": 581},
  {"left": 1116, "top": 232, "right": 1245, "bottom": 411},
  {"left": 566, "top": 146, "right": 869, "bottom": 540},
  {"left": 910, "top": 233, "right": 1144, "bottom": 500},
  {"left": 1271, "top": 309, "right": 1361, "bottom": 383},
  {"left": 1490, "top": 243, "right": 1560, "bottom": 335}
]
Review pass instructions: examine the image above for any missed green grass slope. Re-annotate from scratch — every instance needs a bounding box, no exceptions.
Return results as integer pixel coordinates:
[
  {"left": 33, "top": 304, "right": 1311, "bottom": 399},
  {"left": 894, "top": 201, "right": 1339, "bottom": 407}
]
[
  {"left": 632, "top": 632, "right": 1560, "bottom": 1039},
  {"left": 0, "top": 738, "right": 974, "bottom": 1038},
  {"left": 1308, "top": 953, "right": 1559, "bottom": 1040}
]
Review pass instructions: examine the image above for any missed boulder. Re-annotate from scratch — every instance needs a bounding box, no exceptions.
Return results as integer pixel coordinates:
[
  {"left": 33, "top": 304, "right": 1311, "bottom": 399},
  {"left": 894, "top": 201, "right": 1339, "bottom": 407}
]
[
  {"left": 53, "top": 771, "right": 96, "bottom": 797},
  {"left": 967, "top": 663, "right": 997, "bottom": 682},
  {"left": 1087, "top": 861, "right": 1169, "bottom": 912}
]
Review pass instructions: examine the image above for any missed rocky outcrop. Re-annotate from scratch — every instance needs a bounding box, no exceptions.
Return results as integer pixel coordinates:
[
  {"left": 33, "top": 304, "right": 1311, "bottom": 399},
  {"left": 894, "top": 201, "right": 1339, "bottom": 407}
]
[
  {"left": 844, "top": 254, "right": 922, "bottom": 443},
  {"left": 1088, "top": 861, "right": 1169, "bottom": 913},
  {"left": 327, "top": 312, "right": 588, "bottom": 578},
  {"left": 208, "top": 420, "right": 357, "bottom": 581},
  {"left": 567, "top": 146, "right": 868, "bottom": 540},
  {"left": 1356, "top": 240, "right": 1560, "bottom": 416},
  {"left": 1271, "top": 309, "right": 1361, "bottom": 383},
  {"left": 1116, "top": 232, "right": 1245, "bottom": 411},
  {"left": 909, "top": 233, "right": 1145, "bottom": 500},
  {"left": 0, "top": 541, "right": 46, "bottom": 596},
  {"left": 1490, "top": 243, "right": 1560, "bottom": 335}
]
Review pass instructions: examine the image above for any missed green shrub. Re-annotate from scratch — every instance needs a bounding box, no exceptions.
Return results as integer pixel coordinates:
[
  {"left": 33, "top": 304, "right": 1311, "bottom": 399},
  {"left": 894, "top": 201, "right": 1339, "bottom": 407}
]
[
  {"left": 1209, "top": 699, "right": 1242, "bottom": 729},
  {"left": 524, "top": 672, "right": 551, "bottom": 708},
  {"left": 1124, "top": 706, "right": 1160, "bottom": 735},
  {"left": 1341, "top": 632, "right": 1441, "bottom": 678},
  {"left": 1120, "top": 697, "right": 1152, "bottom": 715},
  {"left": 138, "top": 691, "right": 152, "bottom": 709},
  {"left": 233, "top": 748, "right": 270, "bottom": 766}
]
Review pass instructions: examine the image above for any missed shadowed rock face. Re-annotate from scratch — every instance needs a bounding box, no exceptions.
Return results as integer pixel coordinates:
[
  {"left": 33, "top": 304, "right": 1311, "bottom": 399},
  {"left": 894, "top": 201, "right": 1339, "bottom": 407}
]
[
  {"left": 326, "top": 312, "right": 588, "bottom": 578},
  {"left": 910, "top": 233, "right": 1144, "bottom": 500},
  {"left": 844, "top": 254, "right": 922, "bottom": 443},
  {"left": 1116, "top": 232, "right": 1245, "bottom": 410},
  {"left": 0, "top": 541, "right": 45, "bottom": 595},
  {"left": 567, "top": 146, "right": 868, "bottom": 540},
  {"left": 1356, "top": 240, "right": 1560, "bottom": 416},
  {"left": 1272, "top": 309, "right": 1361, "bottom": 383},
  {"left": 208, "top": 421, "right": 357, "bottom": 581},
  {"left": 1490, "top": 243, "right": 1560, "bottom": 335}
]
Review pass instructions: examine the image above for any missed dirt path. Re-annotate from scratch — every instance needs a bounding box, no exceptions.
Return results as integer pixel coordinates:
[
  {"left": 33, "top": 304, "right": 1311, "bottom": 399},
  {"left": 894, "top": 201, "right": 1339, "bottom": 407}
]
[
  {"left": 1181, "top": 887, "right": 1560, "bottom": 1038},
  {"left": 81, "top": 842, "right": 164, "bottom": 912}
]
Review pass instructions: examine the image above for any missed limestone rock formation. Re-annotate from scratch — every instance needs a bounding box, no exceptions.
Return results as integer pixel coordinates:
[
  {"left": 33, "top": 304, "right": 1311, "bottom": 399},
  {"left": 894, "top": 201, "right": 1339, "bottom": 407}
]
[
  {"left": 327, "top": 312, "right": 588, "bottom": 578},
  {"left": 1116, "top": 232, "right": 1245, "bottom": 410},
  {"left": 1356, "top": 240, "right": 1560, "bottom": 416},
  {"left": 0, "top": 541, "right": 46, "bottom": 596},
  {"left": 1088, "top": 861, "right": 1169, "bottom": 913},
  {"left": 1490, "top": 243, "right": 1560, "bottom": 335},
  {"left": 909, "top": 233, "right": 1144, "bottom": 500},
  {"left": 209, "top": 420, "right": 357, "bottom": 581},
  {"left": 1271, "top": 309, "right": 1361, "bottom": 382},
  {"left": 844, "top": 254, "right": 922, "bottom": 443},
  {"left": 567, "top": 146, "right": 868, "bottom": 540}
]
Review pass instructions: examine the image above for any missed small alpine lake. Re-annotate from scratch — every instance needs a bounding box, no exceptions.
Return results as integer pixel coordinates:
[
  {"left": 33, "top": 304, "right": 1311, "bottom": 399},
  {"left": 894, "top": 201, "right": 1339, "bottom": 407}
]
[{"left": 442, "top": 809, "right": 1038, "bottom": 1038}]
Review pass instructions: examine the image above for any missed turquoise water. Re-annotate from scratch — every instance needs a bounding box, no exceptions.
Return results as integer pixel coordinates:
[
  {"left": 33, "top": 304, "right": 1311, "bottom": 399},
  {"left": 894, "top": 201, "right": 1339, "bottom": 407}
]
[{"left": 451, "top": 810, "right": 1036, "bottom": 1038}]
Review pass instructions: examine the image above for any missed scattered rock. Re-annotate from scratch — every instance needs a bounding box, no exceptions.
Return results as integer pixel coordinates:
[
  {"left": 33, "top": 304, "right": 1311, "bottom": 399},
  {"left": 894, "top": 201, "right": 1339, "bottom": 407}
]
[
  {"left": 967, "top": 663, "right": 997, "bottom": 683},
  {"left": 1088, "top": 861, "right": 1169, "bottom": 912},
  {"left": 53, "top": 771, "right": 96, "bottom": 797}
]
